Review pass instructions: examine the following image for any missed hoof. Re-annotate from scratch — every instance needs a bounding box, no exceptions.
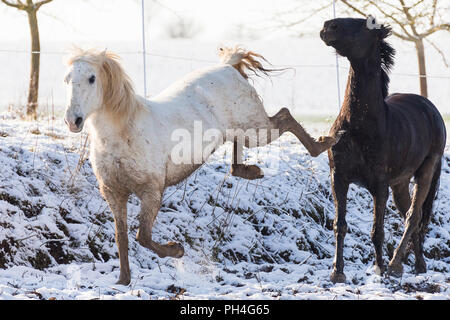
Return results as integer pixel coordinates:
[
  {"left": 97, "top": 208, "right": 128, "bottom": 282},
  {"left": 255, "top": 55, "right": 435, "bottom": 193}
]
[
  {"left": 330, "top": 271, "right": 346, "bottom": 284},
  {"left": 167, "top": 242, "right": 185, "bottom": 258},
  {"left": 415, "top": 259, "right": 427, "bottom": 274},
  {"left": 387, "top": 262, "right": 404, "bottom": 278},
  {"left": 373, "top": 264, "right": 386, "bottom": 276},
  {"left": 231, "top": 164, "right": 264, "bottom": 180},
  {"left": 318, "top": 135, "right": 339, "bottom": 150},
  {"left": 116, "top": 276, "right": 131, "bottom": 286}
]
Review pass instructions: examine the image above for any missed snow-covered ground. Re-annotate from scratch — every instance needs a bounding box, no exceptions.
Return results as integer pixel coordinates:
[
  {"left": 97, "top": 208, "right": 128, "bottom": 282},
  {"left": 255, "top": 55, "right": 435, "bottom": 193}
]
[{"left": 0, "top": 114, "right": 449, "bottom": 300}]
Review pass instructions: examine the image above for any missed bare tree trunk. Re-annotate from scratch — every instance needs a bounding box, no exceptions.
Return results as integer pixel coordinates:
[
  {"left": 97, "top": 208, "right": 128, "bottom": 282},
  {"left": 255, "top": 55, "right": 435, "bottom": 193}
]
[
  {"left": 415, "top": 39, "right": 428, "bottom": 98},
  {"left": 26, "top": 9, "right": 40, "bottom": 119}
]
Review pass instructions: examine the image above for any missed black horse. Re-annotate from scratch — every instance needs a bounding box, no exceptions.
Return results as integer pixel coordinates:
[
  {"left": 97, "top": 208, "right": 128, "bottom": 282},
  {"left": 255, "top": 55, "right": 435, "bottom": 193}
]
[{"left": 320, "top": 18, "right": 446, "bottom": 283}]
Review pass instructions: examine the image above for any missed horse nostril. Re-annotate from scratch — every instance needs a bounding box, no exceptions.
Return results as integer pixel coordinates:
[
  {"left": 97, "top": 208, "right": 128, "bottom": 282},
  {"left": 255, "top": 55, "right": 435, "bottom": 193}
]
[{"left": 75, "top": 117, "right": 83, "bottom": 128}]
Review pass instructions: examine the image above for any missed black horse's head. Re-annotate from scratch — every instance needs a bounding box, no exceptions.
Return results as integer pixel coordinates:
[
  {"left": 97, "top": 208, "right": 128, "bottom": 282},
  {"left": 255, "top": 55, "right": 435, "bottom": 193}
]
[{"left": 320, "top": 17, "right": 391, "bottom": 59}]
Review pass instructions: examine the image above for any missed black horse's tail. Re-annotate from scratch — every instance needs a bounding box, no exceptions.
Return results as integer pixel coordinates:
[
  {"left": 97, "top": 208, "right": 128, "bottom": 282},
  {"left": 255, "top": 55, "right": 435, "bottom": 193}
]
[{"left": 421, "top": 158, "right": 442, "bottom": 231}]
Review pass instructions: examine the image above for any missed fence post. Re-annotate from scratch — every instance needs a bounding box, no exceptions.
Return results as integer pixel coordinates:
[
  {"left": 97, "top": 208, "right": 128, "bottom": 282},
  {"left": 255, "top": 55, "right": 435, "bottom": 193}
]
[
  {"left": 332, "top": 0, "right": 341, "bottom": 110},
  {"left": 141, "top": 0, "right": 148, "bottom": 99}
]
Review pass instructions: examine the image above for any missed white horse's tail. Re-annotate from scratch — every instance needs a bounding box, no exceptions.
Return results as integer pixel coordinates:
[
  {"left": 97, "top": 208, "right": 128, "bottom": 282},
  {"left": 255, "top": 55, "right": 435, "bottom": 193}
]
[{"left": 218, "top": 46, "right": 280, "bottom": 79}]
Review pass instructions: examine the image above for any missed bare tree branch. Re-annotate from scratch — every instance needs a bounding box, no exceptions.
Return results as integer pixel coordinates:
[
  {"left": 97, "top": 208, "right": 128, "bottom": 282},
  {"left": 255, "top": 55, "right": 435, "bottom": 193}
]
[
  {"left": 367, "top": 0, "right": 415, "bottom": 38},
  {"left": 275, "top": 2, "right": 332, "bottom": 29},
  {"left": 425, "top": 37, "right": 449, "bottom": 67},
  {"left": 374, "top": 0, "right": 405, "bottom": 15},
  {"left": 398, "top": 0, "right": 420, "bottom": 36},
  {"left": 420, "top": 23, "right": 450, "bottom": 37},
  {"left": 1, "top": 0, "right": 26, "bottom": 9},
  {"left": 391, "top": 30, "right": 415, "bottom": 41},
  {"left": 35, "top": 0, "right": 53, "bottom": 10},
  {"left": 410, "top": 0, "right": 426, "bottom": 11},
  {"left": 430, "top": 0, "right": 438, "bottom": 26},
  {"left": 339, "top": 0, "right": 416, "bottom": 40},
  {"left": 339, "top": 0, "right": 367, "bottom": 17},
  {"left": 1, "top": 0, "right": 52, "bottom": 11}
]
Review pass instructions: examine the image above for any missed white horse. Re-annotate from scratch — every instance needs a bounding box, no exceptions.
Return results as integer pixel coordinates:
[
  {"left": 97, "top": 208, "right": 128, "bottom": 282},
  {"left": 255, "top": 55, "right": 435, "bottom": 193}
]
[{"left": 64, "top": 46, "right": 338, "bottom": 285}]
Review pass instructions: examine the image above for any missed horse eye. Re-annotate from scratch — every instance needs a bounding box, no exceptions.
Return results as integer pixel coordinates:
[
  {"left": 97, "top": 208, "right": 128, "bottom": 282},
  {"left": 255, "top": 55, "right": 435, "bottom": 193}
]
[{"left": 89, "top": 75, "right": 96, "bottom": 84}]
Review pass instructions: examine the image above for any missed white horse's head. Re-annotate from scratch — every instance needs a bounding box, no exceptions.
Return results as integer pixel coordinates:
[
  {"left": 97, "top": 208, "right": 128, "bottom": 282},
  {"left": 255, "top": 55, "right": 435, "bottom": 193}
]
[{"left": 64, "top": 49, "right": 136, "bottom": 133}]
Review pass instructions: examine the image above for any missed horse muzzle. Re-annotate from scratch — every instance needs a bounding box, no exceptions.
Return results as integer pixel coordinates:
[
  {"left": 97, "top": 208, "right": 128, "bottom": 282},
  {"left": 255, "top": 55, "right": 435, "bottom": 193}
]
[
  {"left": 64, "top": 115, "right": 84, "bottom": 133},
  {"left": 320, "top": 20, "right": 339, "bottom": 46},
  {"left": 320, "top": 29, "right": 338, "bottom": 46}
]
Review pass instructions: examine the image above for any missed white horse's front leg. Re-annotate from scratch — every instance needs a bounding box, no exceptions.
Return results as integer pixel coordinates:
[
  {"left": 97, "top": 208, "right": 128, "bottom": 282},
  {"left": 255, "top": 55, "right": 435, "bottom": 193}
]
[
  {"left": 102, "top": 186, "right": 131, "bottom": 285},
  {"left": 269, "top": 108, "right": 339, "bottom": 157},
  {"left": 136, "top": 186, "right": 184, "bottom": 259}
]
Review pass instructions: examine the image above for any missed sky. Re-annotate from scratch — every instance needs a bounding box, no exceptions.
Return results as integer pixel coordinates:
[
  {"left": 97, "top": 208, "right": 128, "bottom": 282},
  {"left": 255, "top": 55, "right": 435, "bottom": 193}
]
[
  {"left": 1, "top": 0, "right": 448, "bottom": 43},
  {"left": 0, "top": 0, "right": 307, "bottom": 43}
]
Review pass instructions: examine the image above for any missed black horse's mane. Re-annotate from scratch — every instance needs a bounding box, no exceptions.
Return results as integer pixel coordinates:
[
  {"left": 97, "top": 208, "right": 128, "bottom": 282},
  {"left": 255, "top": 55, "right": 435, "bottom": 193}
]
[{"left": 379, "top": 27, "right": 396, "bottom": 98}]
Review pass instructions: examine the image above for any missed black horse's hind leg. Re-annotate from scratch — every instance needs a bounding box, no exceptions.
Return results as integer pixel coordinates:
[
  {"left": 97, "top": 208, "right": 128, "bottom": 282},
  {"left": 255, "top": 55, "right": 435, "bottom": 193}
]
[
  {"left": 388, "top": 155, "right": 441, "bottom": 277},
  {"left": 392, "top": 172, "right": 440, "bottom": 275},
  {"left": 370, "top": 183, "right": 389, "bottom": 275},
  {"left": 391, "top": 180, "right": 411, "bottom": 220},
  {"left": 412, "top": 160, "right": 441, "bottom": 274},
  {"left": 330, "top": 171, "right": 349, "bottom": 283},
  {"left": 391, "top": 180, "right": 415, "bottom": 263}
]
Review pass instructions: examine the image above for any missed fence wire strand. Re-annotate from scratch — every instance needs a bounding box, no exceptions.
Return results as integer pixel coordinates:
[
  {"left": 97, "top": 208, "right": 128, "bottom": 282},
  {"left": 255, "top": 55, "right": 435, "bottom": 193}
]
[{"left": 0, "top": 49, "right": 448, "bottom": 79}]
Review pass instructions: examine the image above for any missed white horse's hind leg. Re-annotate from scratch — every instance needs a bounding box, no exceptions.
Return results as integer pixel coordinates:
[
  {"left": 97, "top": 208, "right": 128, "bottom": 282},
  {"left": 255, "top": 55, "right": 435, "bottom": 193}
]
[
  {"left": 269, "top": 108, "right": 338, "bottom": 157},
  {"left": 231, "top": 107, "right": 339, "bottom": 180},
  {"left": 231, "top": 137, "right": 264, "bottom": 180},
  {"left": 136, "top": 185, "right": 185, "bottom": 259}
]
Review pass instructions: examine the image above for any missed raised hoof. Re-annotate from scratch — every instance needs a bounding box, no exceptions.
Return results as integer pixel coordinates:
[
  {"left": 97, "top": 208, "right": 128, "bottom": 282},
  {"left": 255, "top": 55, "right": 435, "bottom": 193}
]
[
  {"left": 231, "top": 164, "right": 264, "bottom": 180},
  {"left": 317, "top": 137, "right": 336, "bottom": 152},
  {"left": 169, "top": 242, "right": 185, "bottom": 258},
  {"left": 157, "top": 242, "right": 185, "bottom": 259},
  {"left": 330, "top": 271, "right": 346, "bottom": 284},
  {"left": 387, "top": 262, "right": 404, "bottom": 278}
]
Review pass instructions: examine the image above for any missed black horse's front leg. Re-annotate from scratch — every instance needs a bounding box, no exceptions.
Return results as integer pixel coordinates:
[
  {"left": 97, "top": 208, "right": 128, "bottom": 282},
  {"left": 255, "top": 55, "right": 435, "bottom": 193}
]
[
  {"left": 370, "top": 183, "right": 389, "bottom": 275},
  {"left": 330, "top": 171, "right": 349, "bottom": 283}
]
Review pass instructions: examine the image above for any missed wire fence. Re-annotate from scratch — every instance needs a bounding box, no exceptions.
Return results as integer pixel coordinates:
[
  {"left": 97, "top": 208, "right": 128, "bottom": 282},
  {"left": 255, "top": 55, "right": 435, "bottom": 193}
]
[
  {"left": 1, "top": 45, "right": 450, "bottom": 123},
  {"left": 0, "top": 49, "right": 449, "bottom": 80},
  {"left": 0, "top": 0, "right": 449, "bottom": 117}
]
